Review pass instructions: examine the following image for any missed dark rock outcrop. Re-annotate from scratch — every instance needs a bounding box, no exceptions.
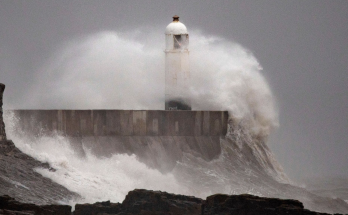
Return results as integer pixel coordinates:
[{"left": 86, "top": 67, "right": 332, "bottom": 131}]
[
  {"left": 202, "top": 193, "right": 331, "bottom": 215},
  {"left": 0, "top": 139, "right": 78, "bottom": 205},
  {"left": 0, "top": 83, "right": 6, "bottom": 141},
  {"left": 0, "top": 189, "right": 344, "bottom": 215},
  {"left": 74, "top": 189, "right": 341, "bottom": 215},
  {"left": 74, "top": 201, "right": 122, "bottom": 215},
  {"left": 74, "top": 189, "right": 202, "bottom": 215},
  {"left": 0, "top": 195, "right": 71, "bottom": 215},
  {"left": 0, "top": 83, "right": 78, "bottom": 204},
  {"left": 121, "top": 189, "right": 202, "bottom": 215}
]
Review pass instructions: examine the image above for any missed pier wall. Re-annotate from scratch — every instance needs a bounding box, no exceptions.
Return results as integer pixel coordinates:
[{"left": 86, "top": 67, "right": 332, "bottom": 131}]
[
  {"left": 9, "top": 110, "right": 229, "bottom": 172},
  {"left": 11, "top": 110, "right": 228, "bottom": 137}
]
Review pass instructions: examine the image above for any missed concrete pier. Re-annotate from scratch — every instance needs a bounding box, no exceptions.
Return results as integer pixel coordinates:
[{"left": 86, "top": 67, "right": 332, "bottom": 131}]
[
  {"left": 10, "top": 110, "right": 229, "bottom": 172},
  {"left": 12, "top": 110, "right": 228, "bottom": 137}
]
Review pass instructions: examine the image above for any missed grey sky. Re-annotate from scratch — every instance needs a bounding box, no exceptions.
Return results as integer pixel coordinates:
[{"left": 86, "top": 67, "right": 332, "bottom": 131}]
[{"left": 0, "top": 0, "right": 347, "bottom": 181}]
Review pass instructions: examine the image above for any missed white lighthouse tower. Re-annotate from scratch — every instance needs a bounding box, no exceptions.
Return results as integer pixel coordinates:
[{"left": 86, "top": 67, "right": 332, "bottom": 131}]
[{"left": 165, "top": 15, "right": 191, "bottom": 110}]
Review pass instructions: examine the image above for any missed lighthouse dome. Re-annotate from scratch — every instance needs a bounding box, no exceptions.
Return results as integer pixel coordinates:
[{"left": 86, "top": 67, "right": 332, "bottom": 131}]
[{"left": 165, "top": 16, "right": 188, "bottom": 34}]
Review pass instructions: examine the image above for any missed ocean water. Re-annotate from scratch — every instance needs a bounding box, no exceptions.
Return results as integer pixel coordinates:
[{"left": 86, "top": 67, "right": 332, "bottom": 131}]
[
  {"left": 3, "top": 30, "right": 348, "bottom": 213},
  {"left": 5, "top": 109, "right": 286, "bottom": 203}
]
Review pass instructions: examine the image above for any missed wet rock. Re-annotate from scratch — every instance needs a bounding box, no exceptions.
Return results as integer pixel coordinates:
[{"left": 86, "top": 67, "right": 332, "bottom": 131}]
[
  {"left": 74, "top": 189, "right": 202, "bottom": 215},
  {"left": 74, "top": 189, "right": 341, "bottom": 215},
  {"left": 0, "top": 83, "right": 77, "bottom": 205},
  {"left": 0, "top": 139, "right": 78, "bottom": 205},
  {"left": 0, "top": 195, "right": 71, "bottom": 215},
  {"left": 202, "top": 193, "right": 332, "bottom": 215},
  {"left": 0, "top": 83, "right": 6, "bottom": 141},
  {"left": 74, "top": 200, "right": 122, "bottom": 215},
  {"left": 121, "top": 189, "right": 203, "bottom": 215},
  {"left": 1, "top": 190, "right": 344, "bottom": 215}
]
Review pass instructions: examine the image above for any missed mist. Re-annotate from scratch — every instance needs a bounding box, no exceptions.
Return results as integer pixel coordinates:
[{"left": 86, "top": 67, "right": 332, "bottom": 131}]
[
  {"left": 19, "top": 29, "right": 278, "bottom": 137},
  {"left": 4, "top": 111, "right": 189, "bottom": 205},
  {"left": 3, "top": 27, "right": 281, "bottom": 204},
  {"left": 4, "top": 27, "right": 348, "bottom": 213}
]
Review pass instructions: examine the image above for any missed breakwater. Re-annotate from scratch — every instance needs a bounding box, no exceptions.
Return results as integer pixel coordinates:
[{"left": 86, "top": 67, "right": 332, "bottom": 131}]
[
  {"left": 5, "top": 109, "right": 348, "bottom": 214},
  {"left": 9, "top": 110, "right": 228, "bottom": 172},
  {"left": 12, "top": 110, "right": 228, "bottom": 137}
]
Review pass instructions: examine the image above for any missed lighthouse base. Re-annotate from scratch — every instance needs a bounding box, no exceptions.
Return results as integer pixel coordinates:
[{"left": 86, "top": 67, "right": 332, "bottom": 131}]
[{"left": 165, "top": 99, "right": 191, "bottom": 110}]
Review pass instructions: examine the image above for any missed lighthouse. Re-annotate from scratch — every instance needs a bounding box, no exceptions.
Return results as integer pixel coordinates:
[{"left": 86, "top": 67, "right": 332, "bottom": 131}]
[{"left": 165, "top": 15, "right": 191, "bottom": 110}]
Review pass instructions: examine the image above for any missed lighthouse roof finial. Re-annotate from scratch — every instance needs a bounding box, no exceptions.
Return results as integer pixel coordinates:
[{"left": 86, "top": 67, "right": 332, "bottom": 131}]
[{"left": 173, "top": 15, "right": 179, "bottom": 22}]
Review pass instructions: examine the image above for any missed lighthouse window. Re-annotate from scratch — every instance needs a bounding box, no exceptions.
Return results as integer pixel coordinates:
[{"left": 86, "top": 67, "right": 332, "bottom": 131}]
[{"left": 174, "top": 35, "right": 182, "bottom": 49}]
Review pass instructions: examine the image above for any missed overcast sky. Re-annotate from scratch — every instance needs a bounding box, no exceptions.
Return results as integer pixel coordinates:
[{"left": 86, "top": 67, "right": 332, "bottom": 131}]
[{"left": 0, "top": 0, "right": 347, "bottom": 182}]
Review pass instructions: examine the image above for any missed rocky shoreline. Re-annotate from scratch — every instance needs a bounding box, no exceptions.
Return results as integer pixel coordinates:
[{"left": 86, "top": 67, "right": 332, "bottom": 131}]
[
  {"left": 1, "top": 188, "right": 342, "bottom": 215},
  {"left": 0, "top": 83, "right": 78, "bottom": 204}
]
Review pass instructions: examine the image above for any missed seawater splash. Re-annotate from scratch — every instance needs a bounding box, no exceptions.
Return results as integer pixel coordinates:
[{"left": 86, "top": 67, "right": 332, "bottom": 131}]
[
  {"left": 3, "top": 28, "right": 288, "bottom": 202},
  {"left": 4, "top": 29, "right": 282, "bottom": 202},
  {"left": 25, "top": 29, "right": 278, "bottom": 138},
  {"left": 189, "top": 33, "right": 278, "bottom": 138},
  {"left": 3, "top": 30, "right": 348, "bottom": 214},
  {"left": 5, "top": 111, "right": 189, "bottom": 204},
  {"left": 4, "top": 28, "right": 284, "bottom": 203},
  {"left": 4, "top": 110, "right": 286, "bottom": 204},
  {"left": 6, "top": 112, "right": 348, "bottom": 214}
]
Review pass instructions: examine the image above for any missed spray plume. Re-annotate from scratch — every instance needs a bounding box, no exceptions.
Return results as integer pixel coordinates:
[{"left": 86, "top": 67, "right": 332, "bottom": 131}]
[
  {"left": 4, "top": 28, "right": 282, "bottom": 204},
  {"left": 25, "top": 29, "right": 278, "bottom": 137}
]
